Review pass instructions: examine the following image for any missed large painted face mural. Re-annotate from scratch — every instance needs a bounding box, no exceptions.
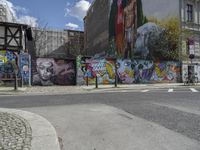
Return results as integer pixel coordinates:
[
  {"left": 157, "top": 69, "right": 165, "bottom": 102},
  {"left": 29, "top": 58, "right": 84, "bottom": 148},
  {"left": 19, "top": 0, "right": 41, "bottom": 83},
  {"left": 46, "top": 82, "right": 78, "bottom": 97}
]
[
  {"left": 33, "top": 58, "right": 76, "bottom": 86},
  {"left": 116, "top": 59, "right": 134, "bottom": 83},
  {"left": 109, "top": 0, "right": 179, "bottom": 61}
]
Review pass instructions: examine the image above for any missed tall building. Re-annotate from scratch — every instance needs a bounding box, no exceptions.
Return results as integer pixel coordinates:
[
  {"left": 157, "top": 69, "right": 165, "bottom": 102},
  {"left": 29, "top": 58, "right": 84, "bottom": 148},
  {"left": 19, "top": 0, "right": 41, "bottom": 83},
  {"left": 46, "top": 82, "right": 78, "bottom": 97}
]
[{"left": 84, "top": 0, "right": 200, "bottom": 80}]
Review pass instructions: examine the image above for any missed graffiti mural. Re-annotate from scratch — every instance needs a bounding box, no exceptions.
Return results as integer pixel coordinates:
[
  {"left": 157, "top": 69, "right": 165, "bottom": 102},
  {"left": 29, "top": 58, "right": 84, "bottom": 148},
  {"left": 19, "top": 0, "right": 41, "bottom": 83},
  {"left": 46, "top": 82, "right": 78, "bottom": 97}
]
[
  {"left": 77, "top": 56, "right": 115, "bottom": 85},
  {"left": 32, "top": 58, "right": 76, "bottom": 86},
  {"left": 0, "top": 51, "right": 17, "bottom": 80},
  {"left": 117, "top": 59, "right": 181, "bottom": 84},
  {"left": 151, "top": 61, "right": 181, "bottom": 82},
  {"left": 109, "top": 0, "right": 179, "bottom": 61},
  {"left": 19, "top": 53, "right": 31, "bottom": 85},
  {"left": 116, "top": 59, "right": 135, "bottom": 83},
  {"left": 109, "top": 0, "right": 137, "bottom": 58}
]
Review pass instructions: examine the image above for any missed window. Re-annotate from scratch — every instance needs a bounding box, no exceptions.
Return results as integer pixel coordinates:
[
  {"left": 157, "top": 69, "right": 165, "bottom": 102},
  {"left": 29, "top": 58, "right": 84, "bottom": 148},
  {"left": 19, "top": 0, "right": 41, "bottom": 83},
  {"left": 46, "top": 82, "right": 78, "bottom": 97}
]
[{"left": 187, "top": 4, "right": 193, "bottom": 22}]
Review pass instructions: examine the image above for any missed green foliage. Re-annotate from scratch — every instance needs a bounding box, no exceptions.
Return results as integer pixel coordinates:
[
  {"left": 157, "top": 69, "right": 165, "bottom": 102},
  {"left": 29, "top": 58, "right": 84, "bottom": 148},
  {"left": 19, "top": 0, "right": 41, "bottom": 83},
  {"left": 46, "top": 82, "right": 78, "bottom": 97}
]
[{"left": 147, "top": 17, "right": 180, "bottom": 60}]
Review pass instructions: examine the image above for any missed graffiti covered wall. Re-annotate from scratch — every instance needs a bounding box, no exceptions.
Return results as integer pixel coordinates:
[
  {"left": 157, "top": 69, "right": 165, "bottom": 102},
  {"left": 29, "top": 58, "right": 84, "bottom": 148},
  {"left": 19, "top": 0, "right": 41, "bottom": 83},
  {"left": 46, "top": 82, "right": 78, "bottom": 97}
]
[
  {"left": 0, "top": 51, "right": 17, "bottom": 81},
  {"left": 77, "top": 56, "right": 181, "bottom": 85},
  {"left": 77, "top": 56, "right": 115, "bottom": 85},
  {"left": 117, "top": 59, "right": 181, "bottom": 84},
  {"left": 32, "top": 58, "right": 76, "bottom": 86}
]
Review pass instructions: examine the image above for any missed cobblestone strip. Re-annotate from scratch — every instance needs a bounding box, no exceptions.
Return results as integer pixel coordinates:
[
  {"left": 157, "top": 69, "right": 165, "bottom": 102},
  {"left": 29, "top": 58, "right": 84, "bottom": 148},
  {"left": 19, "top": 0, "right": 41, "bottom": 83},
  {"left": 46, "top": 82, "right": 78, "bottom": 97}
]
[{"left": 0, "top": 112, "right": 32, "bottom": 150}]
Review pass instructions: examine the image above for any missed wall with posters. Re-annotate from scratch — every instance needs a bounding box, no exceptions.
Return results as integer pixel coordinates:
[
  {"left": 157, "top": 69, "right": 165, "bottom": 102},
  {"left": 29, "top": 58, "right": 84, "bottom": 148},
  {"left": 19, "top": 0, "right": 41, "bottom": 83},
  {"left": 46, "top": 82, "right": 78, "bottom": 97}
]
[
  {"left": 32, "top": 58, "right": 76, "bottom": 86},
  {"left": 19, "top": 53, "right": 31, "bottom": 86}
]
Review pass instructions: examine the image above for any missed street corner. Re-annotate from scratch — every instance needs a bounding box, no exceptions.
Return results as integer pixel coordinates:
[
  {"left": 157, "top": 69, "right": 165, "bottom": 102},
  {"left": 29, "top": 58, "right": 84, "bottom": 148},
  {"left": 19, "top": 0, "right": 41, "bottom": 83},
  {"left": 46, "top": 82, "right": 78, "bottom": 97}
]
[
  {"left": 60, "top": 104, "right": 200, "bottom": 150},
  {"left": 0, "top": 108, "right": 60, "bottom": 150}
]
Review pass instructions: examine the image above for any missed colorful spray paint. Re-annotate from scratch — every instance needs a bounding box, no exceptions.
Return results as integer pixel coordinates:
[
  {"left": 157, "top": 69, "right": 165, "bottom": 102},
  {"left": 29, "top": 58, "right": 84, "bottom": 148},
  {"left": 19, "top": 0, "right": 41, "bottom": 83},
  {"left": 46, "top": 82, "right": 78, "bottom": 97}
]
[
  {"left": 117, "top": 59, "right": 181, "bottom": 84},
  {"left": 77, "top": 56, "right": 115, "bottom": 85},
  {"left": 0, "top": 51, "right": 17, "bottom": 80}
]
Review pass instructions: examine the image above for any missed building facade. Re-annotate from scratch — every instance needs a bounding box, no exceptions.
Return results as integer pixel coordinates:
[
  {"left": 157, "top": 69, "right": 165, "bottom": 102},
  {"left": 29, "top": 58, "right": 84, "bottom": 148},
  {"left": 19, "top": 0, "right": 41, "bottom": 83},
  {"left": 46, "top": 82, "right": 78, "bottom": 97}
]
[
  {"left": 84, "top": 0, "right": 200, "bottom": 82},
  {"left": 29, "top": 28, "right": 84, "bottom": 59},
  {"left": 180, "top": 0, "right": 200, "bottom": 81}
]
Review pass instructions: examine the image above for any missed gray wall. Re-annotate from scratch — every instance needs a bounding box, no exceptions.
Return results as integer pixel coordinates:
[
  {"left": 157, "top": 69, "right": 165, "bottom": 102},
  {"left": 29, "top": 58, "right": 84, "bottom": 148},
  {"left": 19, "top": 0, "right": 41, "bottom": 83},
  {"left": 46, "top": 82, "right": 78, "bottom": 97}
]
[{"left": 84, "top": 0, "right": 110, "bottom": 56}]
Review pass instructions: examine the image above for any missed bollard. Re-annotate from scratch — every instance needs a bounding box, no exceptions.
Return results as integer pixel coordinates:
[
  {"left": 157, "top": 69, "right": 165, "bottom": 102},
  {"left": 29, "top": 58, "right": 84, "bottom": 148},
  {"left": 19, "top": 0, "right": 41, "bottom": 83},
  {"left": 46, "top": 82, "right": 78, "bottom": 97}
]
[
  {"left": 115, "top": 74, "right": 117, "bottom": 87},
  {"left": 14, "top": 71, "right": 18, "bottom": 91},
  {"left": 95, "top": 76, "right": 98, "bottom": 89},
  {"left": 114, "top": 60, "right": 118, "bottom": 87},
  {"left": 86, "top": 76, "right": 89, "bottom": 86}
]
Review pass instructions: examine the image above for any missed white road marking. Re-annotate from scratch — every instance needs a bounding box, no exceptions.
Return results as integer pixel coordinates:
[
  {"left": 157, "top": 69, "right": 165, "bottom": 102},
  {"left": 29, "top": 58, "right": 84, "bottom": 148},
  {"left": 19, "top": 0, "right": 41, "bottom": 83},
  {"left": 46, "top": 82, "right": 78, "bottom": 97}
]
[
  {"left": 141, "top": 90, "right": 149, "bottom": 93},
  {"left": 190, "top": 88, "right": 199, "bottom": 92},
  {"left": 168, "top": 89, "right": 174, "bottom": 92}
]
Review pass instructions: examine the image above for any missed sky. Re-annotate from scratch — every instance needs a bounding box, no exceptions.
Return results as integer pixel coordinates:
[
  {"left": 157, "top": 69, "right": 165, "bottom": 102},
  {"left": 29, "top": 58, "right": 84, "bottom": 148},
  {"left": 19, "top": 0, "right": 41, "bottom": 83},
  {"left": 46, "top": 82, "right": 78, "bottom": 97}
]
[{"left": 1, "top": 0, "right": 94, "bottom": 31}]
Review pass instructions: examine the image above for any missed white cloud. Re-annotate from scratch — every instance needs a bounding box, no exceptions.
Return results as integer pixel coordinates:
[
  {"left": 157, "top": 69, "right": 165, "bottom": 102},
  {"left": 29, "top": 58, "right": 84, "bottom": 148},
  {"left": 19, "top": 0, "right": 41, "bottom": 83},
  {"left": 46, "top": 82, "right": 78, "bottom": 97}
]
[
  {"left": 0, "top": 0, "right": 17, "bottom": 22},
  {"left": 0, "top": 0, "right": 38, "bottom": 27},
  {"left": 17, "top": 16, "right": 38, "bottom": 27},
  {"left": 65, "top": 22, "right": 79, "bottom": 30},
  {"left": 14, "top": 5, "right": 28, "bottom": 14},
  {"left": 65, "top": 0, "right": 91, "bottom": 20}
]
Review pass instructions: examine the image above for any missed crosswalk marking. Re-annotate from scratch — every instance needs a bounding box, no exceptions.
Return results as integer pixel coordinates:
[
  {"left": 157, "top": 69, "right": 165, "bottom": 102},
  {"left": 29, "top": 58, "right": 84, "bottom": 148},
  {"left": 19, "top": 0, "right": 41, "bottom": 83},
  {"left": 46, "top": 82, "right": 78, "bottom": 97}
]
[
  {"left": 95, "top": 88, "right": 200, "bottom": 93},
  {"left": 190, "top": 88, "right": 199, "bottom": 92},
  {"left": 141, "top": 90, "right": 149, "bottom": 93},
  {"left": 168, "top": 89, "right": 173, "bottom": 92},
  {"left": 168, "top": 89, "right": 174, "bottom": 92}
]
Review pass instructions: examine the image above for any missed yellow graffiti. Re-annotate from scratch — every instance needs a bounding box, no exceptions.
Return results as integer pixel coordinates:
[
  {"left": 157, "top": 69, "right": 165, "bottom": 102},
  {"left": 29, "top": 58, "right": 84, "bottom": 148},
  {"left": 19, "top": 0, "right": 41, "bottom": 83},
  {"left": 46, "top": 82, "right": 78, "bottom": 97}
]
[
  {"left": 106, "top": 62, "right": 115, "bottom": 79},
  {"left": 155, "top": 64, "right": 165, "bottom": 78},
  {"left": 125, "top": 67, "right": 134, "bottom": 78}
]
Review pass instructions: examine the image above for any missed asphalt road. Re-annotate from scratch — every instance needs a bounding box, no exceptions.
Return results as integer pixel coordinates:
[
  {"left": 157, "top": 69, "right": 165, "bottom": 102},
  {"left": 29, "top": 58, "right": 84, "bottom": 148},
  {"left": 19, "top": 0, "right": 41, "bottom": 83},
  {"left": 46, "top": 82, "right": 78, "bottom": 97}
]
[{"left": 0, "top": 87, "right": 200, "bottom": 149}]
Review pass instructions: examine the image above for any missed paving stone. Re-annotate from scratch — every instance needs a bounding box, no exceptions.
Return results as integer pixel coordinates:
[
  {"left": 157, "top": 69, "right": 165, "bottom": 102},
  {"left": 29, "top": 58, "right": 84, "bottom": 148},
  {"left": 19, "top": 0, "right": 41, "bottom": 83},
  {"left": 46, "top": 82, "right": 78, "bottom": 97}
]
[{"left": 0, "top": 112, "right": 32, "bottom": 150}]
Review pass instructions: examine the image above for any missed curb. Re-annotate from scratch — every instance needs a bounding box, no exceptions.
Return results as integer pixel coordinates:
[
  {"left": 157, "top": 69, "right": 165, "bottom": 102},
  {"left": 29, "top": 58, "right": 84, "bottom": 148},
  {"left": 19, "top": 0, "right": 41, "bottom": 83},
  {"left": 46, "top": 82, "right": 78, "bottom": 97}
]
[
  {"left": 0, "top": 83, "right": 199, "bottom": 96},
  {"left": 0, "top": 108, "right": 60, "bottom": 150}
]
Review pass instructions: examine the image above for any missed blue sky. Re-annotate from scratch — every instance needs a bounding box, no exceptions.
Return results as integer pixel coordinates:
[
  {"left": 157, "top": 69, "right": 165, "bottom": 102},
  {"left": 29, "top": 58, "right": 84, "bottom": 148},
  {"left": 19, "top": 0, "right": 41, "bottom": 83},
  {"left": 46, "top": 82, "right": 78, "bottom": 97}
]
[{"left": 5, "top": 0, "right": 94, "bottom": 30}]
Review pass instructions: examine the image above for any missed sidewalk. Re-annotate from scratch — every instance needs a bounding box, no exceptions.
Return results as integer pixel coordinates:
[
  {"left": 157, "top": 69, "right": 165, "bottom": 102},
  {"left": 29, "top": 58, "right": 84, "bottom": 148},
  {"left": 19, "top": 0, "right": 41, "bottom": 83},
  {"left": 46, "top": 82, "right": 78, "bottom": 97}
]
[
  {"left": 0, "top": 83, "right": 199, "bottom": 96},
  {"left": 0, "top": 108, "right": 60, "bottom": 150}
]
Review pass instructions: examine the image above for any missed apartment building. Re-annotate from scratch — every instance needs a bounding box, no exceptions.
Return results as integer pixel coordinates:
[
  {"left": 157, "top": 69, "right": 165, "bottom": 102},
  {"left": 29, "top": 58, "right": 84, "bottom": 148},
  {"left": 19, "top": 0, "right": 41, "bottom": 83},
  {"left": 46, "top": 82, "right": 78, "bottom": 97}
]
[{"left": 180, "top": 0, "right": 200, "bottom": 80}]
